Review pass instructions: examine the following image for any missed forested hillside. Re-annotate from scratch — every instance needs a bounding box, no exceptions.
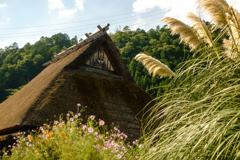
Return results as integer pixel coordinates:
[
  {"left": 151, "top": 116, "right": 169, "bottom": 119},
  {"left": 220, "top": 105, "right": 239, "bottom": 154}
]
[
  {"left": 0, "top": 33, "right": 78, "bottom": 102},
  {"left": 110, "top": 26, "right": 192, "bottom": 96},
  {"left": 0, "top": 25, "right": 192, "bottom": 103}
]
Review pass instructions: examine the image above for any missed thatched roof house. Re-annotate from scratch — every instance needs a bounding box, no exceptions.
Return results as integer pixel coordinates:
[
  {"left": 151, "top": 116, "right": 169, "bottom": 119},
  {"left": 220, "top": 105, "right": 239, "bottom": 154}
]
[{"left": 0, "top": 24, "right": 152, "bottom": 144}]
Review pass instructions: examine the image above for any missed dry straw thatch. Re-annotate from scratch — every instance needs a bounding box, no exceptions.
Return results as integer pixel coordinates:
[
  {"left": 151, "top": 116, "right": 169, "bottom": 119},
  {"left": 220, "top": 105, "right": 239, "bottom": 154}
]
[{"left": 135, "top": 53, "right": 176, "bottom": 79}]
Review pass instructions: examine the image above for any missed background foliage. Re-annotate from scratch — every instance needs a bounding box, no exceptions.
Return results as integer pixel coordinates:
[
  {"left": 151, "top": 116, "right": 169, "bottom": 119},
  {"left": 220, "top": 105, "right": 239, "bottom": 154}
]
[{"left": 0, "top": 25, "right": 193, "bottom": 103}]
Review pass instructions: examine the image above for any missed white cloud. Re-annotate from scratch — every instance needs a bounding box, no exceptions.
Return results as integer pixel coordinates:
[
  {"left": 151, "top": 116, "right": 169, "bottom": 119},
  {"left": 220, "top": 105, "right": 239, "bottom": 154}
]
[
  {"left": 0, "top": 39, "right": 11, "bottom": 48},
  {"left": 132, "top": 0, "right": 197, "bottom": 23},
  {"left": 48, "top": 0, "right": 64, "bottom": 11},
  {"left": 75, "top": 0, "right": 85, "bottom": 11},
  {"left": 132, "top": 0, "right": 240, "bottom": 24},
  {"left": 133, "top": 16, "right": 146, "bottom": 30},
  {"left": 7, "top": 18, "right": 10, "bottom": 22},
  {"left": 0, "top": 2, "right": 7, "bottom": 8},
  {"left": 133, "top": 0, "right": 162, "bottom": 13},
  {"left": 59, "top": 9, "right": 77, "bottom": 18}
]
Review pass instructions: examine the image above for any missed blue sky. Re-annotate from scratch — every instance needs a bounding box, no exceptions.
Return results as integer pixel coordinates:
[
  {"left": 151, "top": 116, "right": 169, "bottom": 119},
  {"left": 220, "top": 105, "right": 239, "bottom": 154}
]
[{"left": 0, "top": 0, "right": 239, "bottom": 48}]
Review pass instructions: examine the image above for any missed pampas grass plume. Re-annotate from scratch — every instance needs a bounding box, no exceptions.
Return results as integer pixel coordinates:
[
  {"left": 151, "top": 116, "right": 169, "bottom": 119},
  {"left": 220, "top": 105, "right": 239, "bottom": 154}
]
[
  {"left": 198, "top": 0, "right": 228, "bottom": 29},
  {"left": 222, "top": 39, "right": 237, "bottom": 59},
  {"left": 135, "top": 53, "right": 176, "bottom": 78},
  {"left": 231, "top": 8, "right": 240, "bottom": 27},
  {"left": 162, "top": 17, "right": 202, "bottom": 51},
  {"left": 215, "top": 0, "right": 230, "bottom": 13},
  {"left": 187, "top": 12, "right": 213, "bottom": 47}
]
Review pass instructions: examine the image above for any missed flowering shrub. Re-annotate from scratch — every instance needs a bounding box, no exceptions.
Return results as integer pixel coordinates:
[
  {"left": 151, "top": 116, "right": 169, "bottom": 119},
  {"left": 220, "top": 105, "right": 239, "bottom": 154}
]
[{"left": 0, "top": 106, "right": 140, "bottom": 159}]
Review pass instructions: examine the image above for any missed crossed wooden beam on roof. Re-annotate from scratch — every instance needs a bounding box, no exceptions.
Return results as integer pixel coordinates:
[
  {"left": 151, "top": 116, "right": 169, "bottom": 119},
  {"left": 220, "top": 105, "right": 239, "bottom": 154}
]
[{"left": 42, "top": 24, "right": 110, "bottom": 67}]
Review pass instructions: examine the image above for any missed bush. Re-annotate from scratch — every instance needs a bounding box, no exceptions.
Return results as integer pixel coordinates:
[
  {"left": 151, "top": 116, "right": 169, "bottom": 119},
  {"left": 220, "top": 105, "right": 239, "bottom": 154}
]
[{"left": 0, "top": 108, "right": 140, "bottom": 160}]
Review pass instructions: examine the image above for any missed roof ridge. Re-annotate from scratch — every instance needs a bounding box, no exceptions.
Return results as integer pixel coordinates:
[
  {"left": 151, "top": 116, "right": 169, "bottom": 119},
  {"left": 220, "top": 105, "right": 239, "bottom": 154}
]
[{"left": 42, "top": 24, "right": 110, "bottom": 67}]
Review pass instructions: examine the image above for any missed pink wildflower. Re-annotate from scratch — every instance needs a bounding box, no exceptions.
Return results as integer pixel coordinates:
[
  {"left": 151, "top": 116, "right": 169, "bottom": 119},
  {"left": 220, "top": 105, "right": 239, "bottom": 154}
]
[
  {"left": 67, "top": 113, "right": 70, "bottom": 117},
  {"left": 99, "top": 120, "right": 105, "bottom": 126},
  {"left": 90, "top": 115, "right": 95, "bottom": 120},
  {"left": 105, "top": 141, "right": 110, "bottom": 148},
  {"left": 115, "top": 154, "right": 122, "bottom": 159},
  {"left": 82, "top": 125, "right": 87, "bottom": 130},
  {"left": 88, "top": 127, "right": 94, "bottom": 133},
  {"left": 77, "top": 103, "right": 81, "bottom": 107},
  {"left": 78, "top": 113, "right": 81, "bottom": 116}
]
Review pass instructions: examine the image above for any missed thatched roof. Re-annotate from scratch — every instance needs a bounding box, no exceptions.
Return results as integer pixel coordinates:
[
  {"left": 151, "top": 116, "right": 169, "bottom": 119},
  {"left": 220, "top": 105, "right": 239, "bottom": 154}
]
[{"left": 0, "top": 25, "right": 152, "bottom": 141}]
